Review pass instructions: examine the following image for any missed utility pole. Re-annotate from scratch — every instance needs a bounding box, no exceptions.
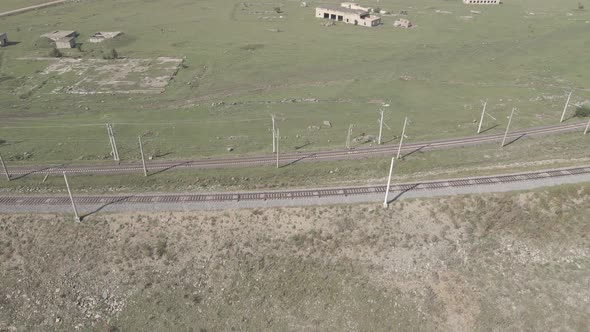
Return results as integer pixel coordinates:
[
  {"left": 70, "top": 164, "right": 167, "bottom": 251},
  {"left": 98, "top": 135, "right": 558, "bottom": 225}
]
[
  {"left": 106, "top": 124, "right": 115, "bottom": 160},
  {"left": 106, "top": 123, "right": 120, "bottom": 162},
  {"left": 345, "top": 124, "right": 353, "bottom": 149},
  {"left": 501, "top": 108, "right": 516, "bottom": 148},
  {"left": 276, "top": 128, "right": 280, "bottom": 168},
  {"left": 272, "top": 115, "right": 276, "bottom": 153},
  {"left": 584, "top": 119, "right": 590, "bottom": 135},
  {"left": 63, "top": 172, "right": 80, "bottom": 223},
  {"left": 378, "top": 109, "right": 384, "bottom": 145},
  {"left": 477, "top": 100, "right": 487, "bottom": 134},
  {"left": 396, "top": 117, "right": 408, "bottom": 159},
  {"left": 383, "top": 157, "right": 395, "bottom": 208},
  {"left": 138, "top": 136, "right": 148, "bottom": 176},
  {"left": 560, "top": 91, "right": 573, "bottom": 123},
  {"left": 0, "top": 154, "right": 10, "bottom": 181}
]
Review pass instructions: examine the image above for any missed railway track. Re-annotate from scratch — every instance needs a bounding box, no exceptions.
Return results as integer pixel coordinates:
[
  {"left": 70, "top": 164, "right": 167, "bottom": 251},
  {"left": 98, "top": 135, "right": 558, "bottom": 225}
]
[
  {"left": 2, "top": 165, "right": 589, "bottom": 207},
  {"left": 6, "top": 120, "right": 588, "bottom": 176}
]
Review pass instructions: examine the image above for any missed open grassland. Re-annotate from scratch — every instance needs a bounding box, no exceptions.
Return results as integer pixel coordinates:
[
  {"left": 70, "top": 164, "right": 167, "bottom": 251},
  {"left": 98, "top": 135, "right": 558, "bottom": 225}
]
[
  {"left": 1, "top": 185, "right": 589, "bottom": 330},
  {"left": 0, "top": 0, "right": 589, "bottom": 165}
]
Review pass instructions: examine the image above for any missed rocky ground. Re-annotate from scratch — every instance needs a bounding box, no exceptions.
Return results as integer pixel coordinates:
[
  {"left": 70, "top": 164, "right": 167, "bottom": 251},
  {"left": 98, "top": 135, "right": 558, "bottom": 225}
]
[{"left": 0, "top": 184, "right": 589, "bottom": 331}]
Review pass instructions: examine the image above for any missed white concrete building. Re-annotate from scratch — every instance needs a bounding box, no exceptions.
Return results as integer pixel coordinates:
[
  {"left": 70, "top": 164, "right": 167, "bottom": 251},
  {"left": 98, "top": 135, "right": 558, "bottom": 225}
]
[{"left": 316, "top": 5, "right": 381, "bottom": 27}]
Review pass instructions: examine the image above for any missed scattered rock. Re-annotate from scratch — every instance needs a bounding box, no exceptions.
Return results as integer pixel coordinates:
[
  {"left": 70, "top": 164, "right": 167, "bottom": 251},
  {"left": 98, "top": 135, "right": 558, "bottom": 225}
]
[
  {"left": 227, "top": 147, "right": 234, "bottom": 152},
  {"left": 323, "top": 121, "right": 332, "bottom": 128}
]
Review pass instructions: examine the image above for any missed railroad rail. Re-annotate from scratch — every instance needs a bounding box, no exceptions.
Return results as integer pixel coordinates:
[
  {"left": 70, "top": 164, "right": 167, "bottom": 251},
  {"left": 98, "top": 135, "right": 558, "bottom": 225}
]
[
  {"left": 5, "top": 120, "right": 588, "bottom": 177},
  {"left": 2, "top": 165, "right": 589, "bottom": 207}
]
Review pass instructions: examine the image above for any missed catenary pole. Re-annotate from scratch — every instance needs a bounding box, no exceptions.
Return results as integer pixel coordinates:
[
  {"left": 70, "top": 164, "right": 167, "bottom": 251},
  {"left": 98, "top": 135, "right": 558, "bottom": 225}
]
[
  {"left": 560, "top": 91, "right": 572, "bottom": 123},
  {"left": 111, "top": 125, "right": 120, "bottom": 161},
  {"left": 396, "top": 117, "right": 408, "bottom": 159},
  {"left": 477, "top": 100, "right": 487, "bottom": 134},
  {"left": 106, "top": 124, "right": 115, "bottom": 160},
  {"left": 276, "top": 128, "right": 280, "bottom": 168},
  {"left": 378, "top": 109, "right": 384, "bottom": 144},
  {"left": 272, "top": 115, "right": 276, "bottom": 153},
  {"left": 139, "top": 136, "right": 148, "bottom": 176},
  {"left": 383, "top": 157, "right": 395, "bottom": 208},
  {"left": 584, "top": 119, "right": 590, "bottom": 135},
  {"left": 0, "top": 154, "right": 10, "bottom": 181},
  {"left": 501, "top": 108, "right": 516, "bottom": 147},
  {"left": 63, "top": 172, "right": 80, "bottom": 222}
]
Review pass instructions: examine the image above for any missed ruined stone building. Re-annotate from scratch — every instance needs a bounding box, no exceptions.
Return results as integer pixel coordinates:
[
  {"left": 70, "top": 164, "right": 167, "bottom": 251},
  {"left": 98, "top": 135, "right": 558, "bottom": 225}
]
[
  {"left": 55, "top": 37, "right": 76, "bottom": 49},
  {"left": 88, "top": 31, "right": 122, "bottom": 43},
  {"left": 393, "top": 18, "right": 413, "bottom": 28},
  {"left": 0, "top": 33, "right": 7, "bottom": 47},
  {"left": 463, "top": 0, "right": 501, "bottom": 4},
  {"left": 41, "top": 30, "right": 77, "bottom": 48},
  {"left": 340, "top": 2, "right": 373, "bottom": 12},
  {"left": 315, "top": 5, "right": 381, "bottom": 27}
]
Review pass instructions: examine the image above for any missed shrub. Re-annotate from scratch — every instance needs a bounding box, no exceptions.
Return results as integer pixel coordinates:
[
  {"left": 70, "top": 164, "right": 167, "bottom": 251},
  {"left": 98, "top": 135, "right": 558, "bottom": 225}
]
[
  {"left": 155, "top": 239, "right": 167, "bottom": 258},
  {"left": 48, "top": 47, "right": 62, "bottom": 58},
  {"left": 103, "top": 48, "right": 119, "bottom": 60},
  {"left": 574, "top": 106, "right": 590, "bottom": 118},
  {"left": 578, "top": 2, "right": 585, "bottom": 10}
]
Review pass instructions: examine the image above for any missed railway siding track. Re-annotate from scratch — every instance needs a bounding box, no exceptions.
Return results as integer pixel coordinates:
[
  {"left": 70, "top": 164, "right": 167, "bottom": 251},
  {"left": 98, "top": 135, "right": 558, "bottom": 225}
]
[
  {"left": 5, "top": 120, "right": 588, "bottom": 176},
  {"left": 2, "top": 165, "right": 589, "bottom": 207}
]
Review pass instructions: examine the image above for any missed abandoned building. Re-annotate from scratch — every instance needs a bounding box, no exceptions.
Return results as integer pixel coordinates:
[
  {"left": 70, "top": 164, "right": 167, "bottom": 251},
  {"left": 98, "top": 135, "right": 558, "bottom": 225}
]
[
  {"left": 88, "top": 31, "right": 122, "bottom": 43},
  {"left": 0, "top": 33, "right": 7, "bottom": 47},
  {"left": 41, "top": 30, "right": 77, "bottom": 41},
  {"left": 315, "top": 5, "right": 381, "bottom": 27},
  {"left": 393, "top": 18, "right": 413, "bottom": 28},
  {"left": 41, "top": 30, "right": 77, "bottom": 49},
  {"left": 55, "top": 37, "right": 76, "bottom": 49},
  {"left": 463, "top": 0, "right": 501, "bottom": 4},
  {"left": 340, "top": 2, "right": 372, "bottom": 12}
]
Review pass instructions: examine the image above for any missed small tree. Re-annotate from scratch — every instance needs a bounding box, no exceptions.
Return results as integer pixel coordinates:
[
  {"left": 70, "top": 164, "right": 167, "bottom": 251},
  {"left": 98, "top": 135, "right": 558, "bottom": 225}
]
[
  {"left": 49, "top": 47, "right": 62, "bottom": 58},
  {"left": 103, "top": 48, "right": 119, "bottom": 60}
]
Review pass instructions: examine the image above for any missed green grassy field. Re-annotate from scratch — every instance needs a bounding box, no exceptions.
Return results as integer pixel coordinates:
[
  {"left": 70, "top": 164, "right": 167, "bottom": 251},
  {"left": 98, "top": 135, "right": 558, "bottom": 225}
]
[
  {"left": 1, "top": 131, "right": 588, "bottom": 195},
  {"left": 0, "top": 0, "right": 589, "bottom": 165}
]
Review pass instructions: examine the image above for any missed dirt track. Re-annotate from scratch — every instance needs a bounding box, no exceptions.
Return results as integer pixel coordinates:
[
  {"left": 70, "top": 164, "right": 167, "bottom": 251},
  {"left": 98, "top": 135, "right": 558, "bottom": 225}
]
[{"left": 0, "top": 0, "right": 70, "bottom": 18}]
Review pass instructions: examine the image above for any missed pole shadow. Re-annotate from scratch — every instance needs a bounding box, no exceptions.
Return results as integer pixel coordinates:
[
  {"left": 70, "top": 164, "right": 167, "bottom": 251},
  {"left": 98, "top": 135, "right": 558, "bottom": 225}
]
[
  {"left": 401, "top": 144, "right": 429, "bottom": 159},
  {"left": 280, "top": 153, "right": 317, "bottom": 168},
  {"left": 294, "top": 142, "right": 312, "bottom": 150},
  {"left": 148, "top": 161, "right": 191, "bottom": 177},
  {"left": 80, "top": 195, "right": 133, "bottom": 221},
  {"left": 382, "top": 136, "right": 398, "bottom": 144},
  {"left": 503, "top": 133, "right": 526, "bottom": 147},
  {"left": 479, "top": 124, "right": 499, "bottom": 134},
  {"left": 387, "top": 183, "right": 420, "bottom": 205},
  {"left": 4, "top": 41, "right": 21, "bottom": 47}
]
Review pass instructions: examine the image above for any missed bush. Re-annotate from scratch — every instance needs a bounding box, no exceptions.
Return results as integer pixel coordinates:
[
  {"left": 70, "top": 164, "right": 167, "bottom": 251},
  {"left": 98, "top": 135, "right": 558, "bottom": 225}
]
[
  {"left": 273, "top": 7, "right": 282, "bottom": 13},
  {"left": 574, "top": 106, "right": 590, "bottom": 118},
  {"left": 578, "top": 2, "right": 585, "bottom": 10},
  {"left": 155, "top": 239, "right": 167, "bottom": 258},
  {"left": 103, "top": 48, "right": 119, "bottom": 60},
  {"left": 48, "top": 48, "right": 62, "bottom": 58}
]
